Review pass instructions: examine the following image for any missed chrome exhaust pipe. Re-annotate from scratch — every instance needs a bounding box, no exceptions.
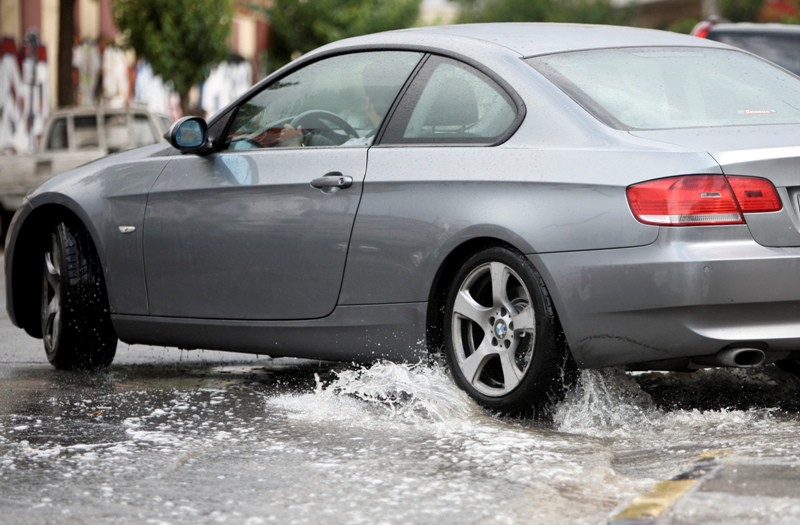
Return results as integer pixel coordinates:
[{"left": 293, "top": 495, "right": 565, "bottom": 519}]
[{"left": 715, "top": 347, "right": 766, "bottom": 368}]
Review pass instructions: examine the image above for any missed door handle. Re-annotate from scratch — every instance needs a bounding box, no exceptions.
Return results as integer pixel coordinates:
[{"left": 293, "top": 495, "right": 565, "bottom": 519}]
[{"left": 311, "top": 172, "right": 353, "bottom": 191}]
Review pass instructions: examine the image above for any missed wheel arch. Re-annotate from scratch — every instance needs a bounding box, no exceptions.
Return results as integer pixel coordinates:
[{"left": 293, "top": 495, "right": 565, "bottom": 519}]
[
  {"left": 426, "top": 237, "right": 550, "bottom": 355},
  {"left": 6, "top": 203, "right": 97, "bottom": 338},
  {"left": 426, "top": 238, "right": 576, "bottom": 415}
]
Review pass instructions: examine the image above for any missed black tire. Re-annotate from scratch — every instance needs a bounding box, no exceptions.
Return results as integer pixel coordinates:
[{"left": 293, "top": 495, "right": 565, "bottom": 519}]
[
  {"left": 0, "top": 207, "right": 12, "bottom": 246},
  {"left": 444, "top": 247, "right": 573, "bottom": 416},
  {"left": 41, "top": 221, "right": 117, "bottom": 370},
  {"left": 776, "top": 357, "right": 800, "bottom": 377}
]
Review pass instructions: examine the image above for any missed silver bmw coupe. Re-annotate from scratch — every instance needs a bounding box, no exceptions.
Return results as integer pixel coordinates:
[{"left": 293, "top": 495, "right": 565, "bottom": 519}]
[{"left": 6, "top": 23, "right": 800, "bottom": 414}]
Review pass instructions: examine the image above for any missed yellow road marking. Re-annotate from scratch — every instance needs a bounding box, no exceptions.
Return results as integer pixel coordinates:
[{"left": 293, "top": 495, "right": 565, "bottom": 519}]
[
  {"left": 611, "top": 479, "right": 696, "bottom": 521},
  {"left": 609, "top": 450, "right": 730, "bottom": 523}
]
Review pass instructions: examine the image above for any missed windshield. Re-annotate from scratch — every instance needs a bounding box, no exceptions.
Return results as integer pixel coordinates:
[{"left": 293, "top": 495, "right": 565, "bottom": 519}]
[{"left": 527, "top": 47, "right": 800, "bottom": 130}]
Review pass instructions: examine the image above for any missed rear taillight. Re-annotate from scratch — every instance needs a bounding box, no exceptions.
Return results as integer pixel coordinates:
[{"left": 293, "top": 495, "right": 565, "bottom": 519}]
[
  {"left": 691, "top": 17, "right": 717, "bottom": 38},
  {"left": 692, "top": 22, "right": 712, "bottom": 38},
  {"left": 626, "top": 175, "right": 782, "bottom": 226},
  {"left": 726, "top": 176, "right": 783, "bottom": 213}
]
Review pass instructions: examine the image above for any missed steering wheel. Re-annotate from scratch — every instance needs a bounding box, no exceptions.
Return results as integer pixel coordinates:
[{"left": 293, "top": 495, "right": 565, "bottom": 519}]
[{"left": 289, "top": 110, "right": 359, "bottom": 143}]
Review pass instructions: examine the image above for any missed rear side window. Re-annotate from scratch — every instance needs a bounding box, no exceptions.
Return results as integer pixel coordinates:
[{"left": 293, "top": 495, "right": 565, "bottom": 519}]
[
  {"left": 528, "top": 47, "right": 800, "bottom": 130},
  {"left": 383, "top": 56, "right": 519, "bottom": 145}
]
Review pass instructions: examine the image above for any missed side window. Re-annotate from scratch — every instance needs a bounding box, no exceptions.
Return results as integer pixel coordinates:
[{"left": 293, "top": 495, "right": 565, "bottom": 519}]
[
  {"left": 74, "top": 115, "right": 100, "bottom": 150},
  {"left": 223, "top": 51, "right": 423, "bottom": 150},
  {"left": 132, "top": 113, "right": 158, "bottom": 146},
  {"left": 105, "top": 113, "right": 131, "bottom": 151},
  {"left": 46, "top": 117, "right": 69, "bottom": 151},
  {"left": 384, "top": 57, "right": 519, "bottom": 145}
]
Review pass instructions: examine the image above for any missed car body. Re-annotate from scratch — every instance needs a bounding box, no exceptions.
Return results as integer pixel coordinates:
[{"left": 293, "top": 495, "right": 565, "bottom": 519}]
[
  {"left": 6, "top": 23, "right": 800, "bottom": 414},
  {"left": 693, "top": 19, "right": 800, "bottom": 75}
]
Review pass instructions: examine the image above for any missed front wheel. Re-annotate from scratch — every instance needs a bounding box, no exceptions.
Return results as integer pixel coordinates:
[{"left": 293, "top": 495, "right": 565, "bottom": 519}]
[
  {"left": 444, "top": 247, "right": 573, "bottom": 416},
  {"left": 41, "top": 222, "right": 117, "bottom": 370}
]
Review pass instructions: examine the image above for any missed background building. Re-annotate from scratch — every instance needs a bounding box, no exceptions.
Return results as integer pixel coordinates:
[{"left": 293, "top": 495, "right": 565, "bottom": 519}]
[{"left": 0, "top": 0, "right": 269, "bottom": 152}]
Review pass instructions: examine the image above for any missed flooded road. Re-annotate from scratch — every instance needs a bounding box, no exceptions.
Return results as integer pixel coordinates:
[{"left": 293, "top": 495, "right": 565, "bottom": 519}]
[
  {"left": 3, "top": 356, "right": 800, "bottom": 524},
  {"left": 3, "top": 254, "right": 800, "bottom": 524}
]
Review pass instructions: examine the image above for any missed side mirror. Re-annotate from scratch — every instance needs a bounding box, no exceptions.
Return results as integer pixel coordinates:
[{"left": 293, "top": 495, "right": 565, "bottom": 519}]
[{"left": 166, "top": 116, "right": 211, "bottom": 154}]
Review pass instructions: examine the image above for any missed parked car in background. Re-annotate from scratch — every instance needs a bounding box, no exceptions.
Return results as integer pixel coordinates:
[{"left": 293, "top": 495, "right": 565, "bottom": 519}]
[
  {"left": 0, "top": 106, "right": 170, "bottom": 239},
  {"left": 5, "top": 23, "right": 800, "bottom": 416},
  {"left": 693, "top": 19, "right": 800, "bottom": 75}
]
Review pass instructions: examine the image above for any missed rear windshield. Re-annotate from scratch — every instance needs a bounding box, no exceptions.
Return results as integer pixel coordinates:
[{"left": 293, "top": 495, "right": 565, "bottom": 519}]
[{"left": 527, "top": 47, "right": 800, "bottom": 130}]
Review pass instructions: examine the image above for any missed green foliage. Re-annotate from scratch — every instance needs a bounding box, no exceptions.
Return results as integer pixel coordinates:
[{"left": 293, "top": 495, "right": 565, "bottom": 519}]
[
  {"left": 668, "top": 18, "right": 702, "bottom": 34},
  {"left": 265, "top": 0, "right": 421, "bottom": 72},
  {"left": 455, "top": 0, "right": 632, "bottom": 25},
  {"left": 716, "top": 0, "right": 800, "bottom": 23},
  {"left": 112, "top": 0, "right": 232, "bottom": 109},
  {"left": 718, "top": 0, "right": 763, "bottom": 22},
  {"left": 457, "top": 0, "right": 549, "bottom": 22},
  {"left": 550, "top": 0, "right": 634, "bottom": 25}
]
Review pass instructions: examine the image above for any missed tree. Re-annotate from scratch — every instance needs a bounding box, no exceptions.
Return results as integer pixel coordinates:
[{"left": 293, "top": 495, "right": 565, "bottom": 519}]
[
  {"left": 57, "top": 0, "right": 75, "bottom": 107},
  {"left": 112, "top": 0, "right": 233, "bottom": 113},
  {"left": 265, "top": 0, "right": 421, "bottom": 72},
  {"left": 455, "top": 0, "right": 632, "bottom": 25},
  {"left": 719, "top": 0, "right": 764, "bottom": 21}
]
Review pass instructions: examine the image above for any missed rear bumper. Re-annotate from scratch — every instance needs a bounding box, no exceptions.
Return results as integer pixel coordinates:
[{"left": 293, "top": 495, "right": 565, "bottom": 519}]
[{"left": 535, "top": 227, "right": 800, "bottom": 368}]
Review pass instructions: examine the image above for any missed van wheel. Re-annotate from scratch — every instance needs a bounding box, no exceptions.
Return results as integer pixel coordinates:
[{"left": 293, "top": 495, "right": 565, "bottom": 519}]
[
  {"left": 41, "top": 222, "right": 117, "bottom": 370},
  {"left": 444, "top": 247, "right": 573, "bottom": 416},
  {"left": 0, "top": 207, "right": 12, "bottom": 244}
]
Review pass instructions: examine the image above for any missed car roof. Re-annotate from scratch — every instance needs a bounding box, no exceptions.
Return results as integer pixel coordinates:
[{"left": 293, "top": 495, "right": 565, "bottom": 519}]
[
  {"left": 48, "top": 106, "right": 158, "bottom": 118},
  {"left": 708, "top": 22, "right": 800, "bottom": 36},
  {"left": 317, "top": 22, "right": 731, "bottom": 58}
]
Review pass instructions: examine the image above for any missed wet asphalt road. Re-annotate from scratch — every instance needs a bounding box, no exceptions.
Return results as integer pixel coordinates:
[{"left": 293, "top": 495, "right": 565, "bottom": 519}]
[{"left": 4, "top": 252, "right": 800, "bottom": 524}]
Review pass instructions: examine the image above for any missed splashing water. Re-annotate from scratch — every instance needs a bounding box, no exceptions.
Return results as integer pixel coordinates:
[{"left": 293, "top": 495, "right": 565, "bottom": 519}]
[
  {"left": 554, "top": 368, "right": 660, "bottom": 436},
  {"left": 313, "top": 360, "right": 479, "bottom": 423},
  {"left": 274, "top": 359, "right": 800, "bottom": 463},
  {"left": 549, "top": 366, "right": 800, "bottom": 469}
]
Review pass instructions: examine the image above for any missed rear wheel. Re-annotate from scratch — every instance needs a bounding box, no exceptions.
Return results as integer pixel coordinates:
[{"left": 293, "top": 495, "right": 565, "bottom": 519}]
[
  {"left": 776, "top": 356, "right": 800, "bottom": 377},
  {"left": 41, "top": 222, "right": 117, "bottom": 370},
  {"left": 444, "top": 247, "right": 572, "bottom": 416},
  {"left": 0, "top": 206, "right": 13, "bottom": 244}
]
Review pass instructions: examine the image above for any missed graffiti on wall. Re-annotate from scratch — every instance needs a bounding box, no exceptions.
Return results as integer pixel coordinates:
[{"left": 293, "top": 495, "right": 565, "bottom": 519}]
[
  {"left": 201, "top": 57, "right": 252, "bottom": 118},
  {"left": 0, "top": 36, "right": 50, "bottom": 153},
  {"left": 1, "top": 36, "right": 252, "bottom": 153}
]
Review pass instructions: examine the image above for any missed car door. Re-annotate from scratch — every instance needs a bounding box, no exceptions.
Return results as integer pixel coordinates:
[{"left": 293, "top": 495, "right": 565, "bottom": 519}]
[{"left": 142, "top": 50, "right": 423, "bottom": 320}]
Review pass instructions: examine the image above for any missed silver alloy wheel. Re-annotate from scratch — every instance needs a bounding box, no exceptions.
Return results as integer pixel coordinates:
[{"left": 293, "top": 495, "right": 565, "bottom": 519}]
[
  {"left": 450, "top": 261, "right": 536, "bottom": 397},
  {"left": 42, "top": 233, "right": 62, "bottom": 351}
]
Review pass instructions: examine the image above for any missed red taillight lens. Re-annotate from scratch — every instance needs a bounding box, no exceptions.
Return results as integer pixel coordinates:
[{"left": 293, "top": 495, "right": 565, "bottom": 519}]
[
  {"left": 726, "top": 175, "right": 783, "bottom": 213},
  {"left": 627, "top": 175, "right": 781, "bottom": 226},
  {"left": 691, "top": 20, "right": 713, "bottom": 38}
]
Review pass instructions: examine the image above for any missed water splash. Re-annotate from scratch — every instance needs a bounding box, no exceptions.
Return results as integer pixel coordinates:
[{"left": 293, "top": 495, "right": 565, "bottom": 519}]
[
  {"left": 313, "top": 361, "right": 479, "bottom": 423},
  {"left": 268, "top": 360, "right": 642, "bottom": 521},
  {"left": 550, "top": 367, "right": 800, "bottom": 467},
  {"left": 554, "top": 368, "right": 660, "bottom": 436}
]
